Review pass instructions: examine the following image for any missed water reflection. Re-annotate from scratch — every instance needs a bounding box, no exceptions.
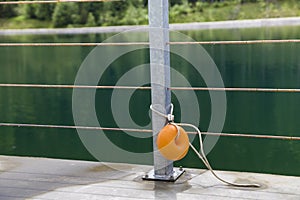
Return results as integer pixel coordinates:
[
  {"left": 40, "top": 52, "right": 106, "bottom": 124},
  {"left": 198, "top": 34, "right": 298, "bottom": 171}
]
[{"left": 0, "top": 26, "right": 300, "bottom": 175}]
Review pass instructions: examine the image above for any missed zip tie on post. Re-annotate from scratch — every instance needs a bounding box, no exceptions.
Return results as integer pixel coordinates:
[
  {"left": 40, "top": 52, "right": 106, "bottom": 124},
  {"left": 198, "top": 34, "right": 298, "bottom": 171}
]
[
  {"left": 149, "top": 103, "right": 260, "bottom": 188},
  {"left": 167, "top": 103, "right": 174, "bottom": 122},
  {"left": 150, "top": 104, "right": 174, "bottom": 123}
]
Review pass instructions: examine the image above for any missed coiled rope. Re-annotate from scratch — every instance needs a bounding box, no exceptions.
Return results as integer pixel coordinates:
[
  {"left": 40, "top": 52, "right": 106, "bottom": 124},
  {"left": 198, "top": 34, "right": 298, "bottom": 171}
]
[{"left": 150, "top": 104, "right": 260, "bottom": 188}]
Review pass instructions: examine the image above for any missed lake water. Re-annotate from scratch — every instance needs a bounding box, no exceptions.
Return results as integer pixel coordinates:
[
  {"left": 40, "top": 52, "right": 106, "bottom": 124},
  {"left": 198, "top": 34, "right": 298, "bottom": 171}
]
[{"left": 0, "top": 26, "right": 300, "bottom": 176}]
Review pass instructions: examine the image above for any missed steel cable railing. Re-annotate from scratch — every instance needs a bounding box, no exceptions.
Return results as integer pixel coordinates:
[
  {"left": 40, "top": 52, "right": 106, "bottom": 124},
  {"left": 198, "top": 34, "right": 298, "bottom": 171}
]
[
  {"left": 0, "top": 42, "right": 149, "bottom": 47},
  {"left": 0, "top": 84, "right": 151, "bottom": 90},
  {"left": 169, "top": 39, "right": 300, "bottom": 45},
  {"left": 1, "top": 36, "right": 300, "bottom": 143},
  {"left": 1, "top": 122, "right": 300, "bottom": 141},
  {"left": 1, "top": 39, "right": 300, "bottom": 47},
  {"left": 0, "top": 0, "right": 120, "bottom": 5},
  {"left": 0, "top": 83, "right": 300, "bottom": 93}
]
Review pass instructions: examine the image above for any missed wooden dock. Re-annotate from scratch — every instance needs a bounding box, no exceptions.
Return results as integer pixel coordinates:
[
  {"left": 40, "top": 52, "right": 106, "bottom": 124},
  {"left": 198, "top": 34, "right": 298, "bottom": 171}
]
[{"left": 0, "top": 155, "right": 299, "bottom": 200}]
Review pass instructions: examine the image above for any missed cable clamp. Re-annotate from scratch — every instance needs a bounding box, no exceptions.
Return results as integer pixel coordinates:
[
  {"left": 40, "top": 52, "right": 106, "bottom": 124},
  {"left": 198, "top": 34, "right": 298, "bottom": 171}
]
[{"left": 167, "top": 114, "right": 174, "bottom": 122}]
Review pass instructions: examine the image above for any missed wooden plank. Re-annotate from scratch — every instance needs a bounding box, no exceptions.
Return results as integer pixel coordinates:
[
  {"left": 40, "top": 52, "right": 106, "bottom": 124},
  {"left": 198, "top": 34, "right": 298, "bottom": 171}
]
[{"left": 0, "top": 156, "right": 299, "bottom": 200}]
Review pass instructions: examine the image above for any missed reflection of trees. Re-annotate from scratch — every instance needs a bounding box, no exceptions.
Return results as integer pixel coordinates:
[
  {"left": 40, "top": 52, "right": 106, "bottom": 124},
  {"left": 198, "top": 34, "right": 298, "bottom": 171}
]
[
  {"left": 179, "top": 26, "right": 300, "bottom": 176},
  {"left": 0, "top": 128, "right": 15, "bottom": 155},
  {"left": 0, "top": 34, "right": 94, "bottom": 157},
  {"left": 0, "top": 26, "right": 300, "bottom": 174}
]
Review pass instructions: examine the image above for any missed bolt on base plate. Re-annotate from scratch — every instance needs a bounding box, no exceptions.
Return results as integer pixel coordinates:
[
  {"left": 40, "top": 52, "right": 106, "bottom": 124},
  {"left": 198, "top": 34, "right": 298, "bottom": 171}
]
[{"left": 142, "top": 168, "right": 185, "bottom": 182}]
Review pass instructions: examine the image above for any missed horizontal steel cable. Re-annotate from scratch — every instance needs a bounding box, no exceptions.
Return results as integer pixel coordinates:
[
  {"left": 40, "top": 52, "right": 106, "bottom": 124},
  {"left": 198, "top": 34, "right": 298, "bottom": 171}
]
[
  {"left": 0, "top": 123, "right": 152, "bottom": 133},
  {"left": 169, "top": 87, "right": 300, "bottom": 93},
  {"left": 0, "top": 84, "right": 299, "bottom": 93},
  {"left": 169, "top": 39, "right": 300, "bottom": 45},
  {"left": 0, "top": 42, "right": 149, "bottom": 47},
  {"left": 1, "top": 122, "right": 299, "bottom": 141},
  {"left": 0, "top": 84, "right": 151, "bottom": 90},
  {"left": 1, "top": 39, "right": 300, "bottom": 47},
  {"left": 0, "top": 0, "right": 120, "bottom": 5},
  {"left": 195, "top": 131, "right": 300, "bottom": 140}
]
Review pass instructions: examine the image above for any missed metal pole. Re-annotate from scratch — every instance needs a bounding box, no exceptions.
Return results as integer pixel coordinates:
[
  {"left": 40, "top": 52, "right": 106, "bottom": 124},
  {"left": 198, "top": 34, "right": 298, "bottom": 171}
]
[{"left": 143, "top": 0, "right": 184, "bottom": 182}]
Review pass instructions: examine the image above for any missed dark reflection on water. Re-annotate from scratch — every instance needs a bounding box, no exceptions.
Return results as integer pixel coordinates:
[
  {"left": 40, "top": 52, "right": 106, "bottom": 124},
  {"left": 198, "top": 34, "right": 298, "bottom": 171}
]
[{"left": 0, "top": 26, "right": 300, "bottom": 175}]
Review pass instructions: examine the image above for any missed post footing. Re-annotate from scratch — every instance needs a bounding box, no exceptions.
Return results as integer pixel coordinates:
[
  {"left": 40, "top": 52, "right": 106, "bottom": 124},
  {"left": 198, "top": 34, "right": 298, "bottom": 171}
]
[{"left": 142, "top": 168, "right": 185, "bottom": 182}]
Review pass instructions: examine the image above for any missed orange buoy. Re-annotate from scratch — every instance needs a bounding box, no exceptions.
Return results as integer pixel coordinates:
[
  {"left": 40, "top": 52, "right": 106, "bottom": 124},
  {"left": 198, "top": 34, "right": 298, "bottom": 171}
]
[{"left": 156, "top": 124, "right": 189, "bottom": 161}]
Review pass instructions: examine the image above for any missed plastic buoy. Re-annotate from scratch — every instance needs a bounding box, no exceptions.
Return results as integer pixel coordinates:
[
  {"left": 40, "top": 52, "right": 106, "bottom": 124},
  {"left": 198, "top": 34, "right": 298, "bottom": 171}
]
[{"left": 156, "top": 124, "right": 189, "bottom": 161}]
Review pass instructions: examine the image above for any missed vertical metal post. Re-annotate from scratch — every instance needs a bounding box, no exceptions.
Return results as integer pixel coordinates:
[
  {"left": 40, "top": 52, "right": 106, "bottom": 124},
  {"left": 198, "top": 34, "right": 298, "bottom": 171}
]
[
  {"left": 149, "top": 0, "right": 173, "bottom": 177},
  {"left": 143, "top": 0, "right": 184, "bottom": 182}
]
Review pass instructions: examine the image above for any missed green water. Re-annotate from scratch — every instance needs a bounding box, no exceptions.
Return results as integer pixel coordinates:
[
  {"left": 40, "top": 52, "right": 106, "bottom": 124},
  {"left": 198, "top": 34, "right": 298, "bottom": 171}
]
[{"left": 1, "top": 26, "right": 300, "bottom": 176}]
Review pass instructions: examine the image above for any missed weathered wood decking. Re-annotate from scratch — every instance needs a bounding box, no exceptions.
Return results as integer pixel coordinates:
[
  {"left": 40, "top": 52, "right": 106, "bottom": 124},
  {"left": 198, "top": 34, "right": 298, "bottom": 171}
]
[{"left": 0, "top": 155, "right": 299, "bottom": 200}]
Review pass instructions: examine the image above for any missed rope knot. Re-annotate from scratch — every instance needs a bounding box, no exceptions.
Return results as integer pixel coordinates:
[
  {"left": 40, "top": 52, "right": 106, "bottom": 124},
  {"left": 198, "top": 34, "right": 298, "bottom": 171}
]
[
  {"left": 167, "top": 114, "right": 174, "bottom": 122},
  {"left": 150, "top": 103, "right": 174, "bottom": 123}
]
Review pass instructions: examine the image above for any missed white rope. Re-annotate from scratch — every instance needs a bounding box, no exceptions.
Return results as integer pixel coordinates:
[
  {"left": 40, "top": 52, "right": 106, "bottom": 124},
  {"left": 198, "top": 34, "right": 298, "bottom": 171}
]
[
  {"left": 150, "top": 104, "right": 174, "bottom": 122},
  {"left": 150, "top": 104, "right": 260, "bottom": 188},
  {"left": 178, "top": 123, "right": 260, "bottom": 187},
  {"left": 170, "top": 122, "right": 181, "bottom": 139}
]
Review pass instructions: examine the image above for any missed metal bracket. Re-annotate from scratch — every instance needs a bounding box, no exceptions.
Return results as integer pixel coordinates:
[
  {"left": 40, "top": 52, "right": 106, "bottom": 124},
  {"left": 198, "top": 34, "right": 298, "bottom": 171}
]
[{"left": 142, "top": 167, "right": 185, "bottom": 182}]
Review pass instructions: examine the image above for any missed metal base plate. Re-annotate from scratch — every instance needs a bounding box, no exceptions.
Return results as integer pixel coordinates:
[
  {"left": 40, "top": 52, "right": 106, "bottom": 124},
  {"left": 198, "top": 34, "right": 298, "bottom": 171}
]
[{"left": 142, "top": 168, "right": 185, "bottom": 182}]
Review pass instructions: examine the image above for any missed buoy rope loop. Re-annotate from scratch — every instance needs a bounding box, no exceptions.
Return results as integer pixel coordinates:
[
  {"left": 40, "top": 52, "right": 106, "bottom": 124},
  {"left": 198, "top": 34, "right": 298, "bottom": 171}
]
[
  {"left": 177, "top": 123, "right": 260, "bottom": 188},
  {"left": 169, "top": 122, "right": 181, "bottom": 139},
  {"left": 150, "top": 104, "right": 174, "bottom": 122},
  {"left": 149, "top": 103, "right": 260, "bottom": 188}
]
